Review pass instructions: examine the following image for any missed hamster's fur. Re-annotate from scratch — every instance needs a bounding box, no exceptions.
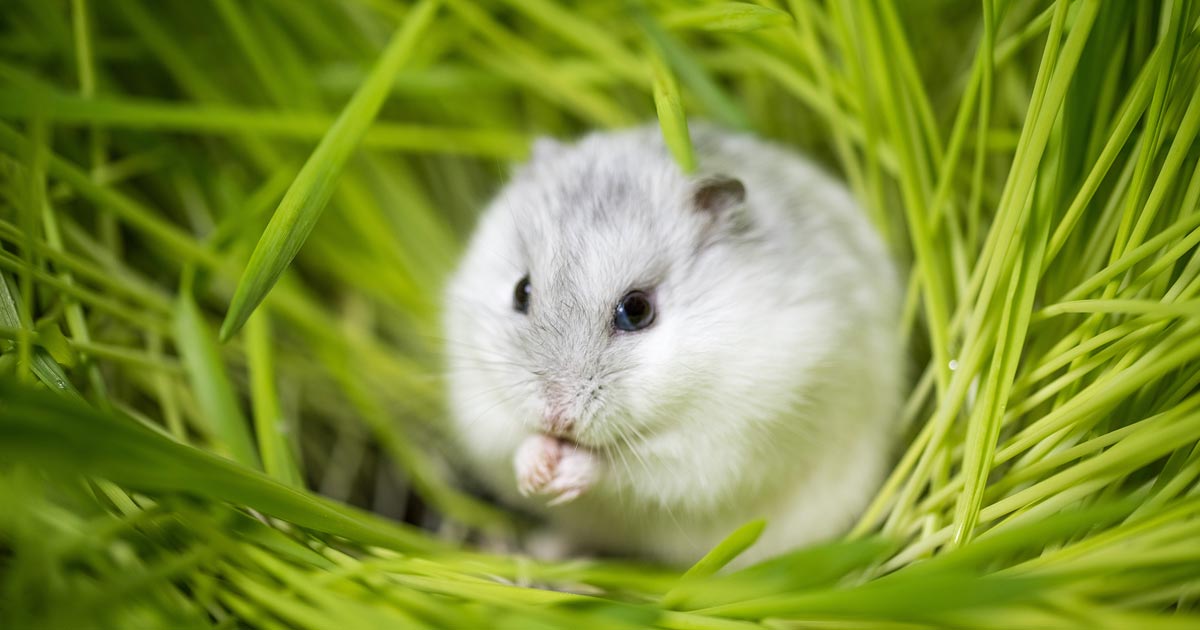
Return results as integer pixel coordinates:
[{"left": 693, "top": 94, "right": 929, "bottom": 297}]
[{"left": 444, "top": 124, "right": 903, "bottom": 567}]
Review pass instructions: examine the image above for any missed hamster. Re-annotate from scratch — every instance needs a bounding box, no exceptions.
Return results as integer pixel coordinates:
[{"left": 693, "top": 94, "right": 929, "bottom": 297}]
[{"left": 443, "top": 123, "right": 903, "bottom": 567}]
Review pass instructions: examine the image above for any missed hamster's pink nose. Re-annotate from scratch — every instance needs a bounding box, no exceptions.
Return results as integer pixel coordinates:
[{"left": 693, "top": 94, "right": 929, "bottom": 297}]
[{"left": 542, "top": 408, "right": 574, "bottom": 437}]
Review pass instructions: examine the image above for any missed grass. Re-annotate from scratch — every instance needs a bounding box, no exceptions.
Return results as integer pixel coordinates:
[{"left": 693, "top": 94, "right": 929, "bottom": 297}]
[{"left": 1, "top": 0, "right": 1199, "bottom": 627}]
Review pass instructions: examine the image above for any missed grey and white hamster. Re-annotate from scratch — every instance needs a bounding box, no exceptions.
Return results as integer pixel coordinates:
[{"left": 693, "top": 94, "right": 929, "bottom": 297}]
[{"left": 444, "top": 123, "right": 903, "bottom": 567}]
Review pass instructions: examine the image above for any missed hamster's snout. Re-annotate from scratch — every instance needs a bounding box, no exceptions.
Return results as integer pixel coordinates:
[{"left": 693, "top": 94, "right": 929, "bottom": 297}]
[{"left": 539, "top": 379, "right": 597, "bottom": 438}]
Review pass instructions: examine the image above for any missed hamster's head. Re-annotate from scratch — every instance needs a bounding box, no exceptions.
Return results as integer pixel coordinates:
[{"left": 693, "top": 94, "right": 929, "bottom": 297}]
[{"left": 445, "top": 128, "right": 766, "bottom": 453}]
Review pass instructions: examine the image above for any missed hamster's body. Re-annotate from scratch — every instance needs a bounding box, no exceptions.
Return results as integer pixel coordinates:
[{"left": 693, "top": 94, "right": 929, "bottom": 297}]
[{"left": 444, "top": 124, "right": 902, "bottom": 566}]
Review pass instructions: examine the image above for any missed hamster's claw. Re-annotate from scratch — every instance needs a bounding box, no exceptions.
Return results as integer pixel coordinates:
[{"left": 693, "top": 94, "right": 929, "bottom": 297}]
[
  {"left": 546, "top": 488, "right": 583, "bottom": 506},
  {"left": 515, "top": 434, "right": 595, "bottom": 505}
]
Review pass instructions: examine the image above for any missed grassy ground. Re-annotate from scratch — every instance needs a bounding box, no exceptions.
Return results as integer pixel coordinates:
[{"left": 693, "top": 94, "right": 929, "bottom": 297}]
[{"left": 1, "top": 0, "right": 1200, "bottom": 628}]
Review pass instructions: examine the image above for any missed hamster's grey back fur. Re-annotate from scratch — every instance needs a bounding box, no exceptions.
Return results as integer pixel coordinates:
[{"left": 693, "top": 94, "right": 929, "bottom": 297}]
[{"left": 444, "top": 123, "right": 903, "bottom": 566}]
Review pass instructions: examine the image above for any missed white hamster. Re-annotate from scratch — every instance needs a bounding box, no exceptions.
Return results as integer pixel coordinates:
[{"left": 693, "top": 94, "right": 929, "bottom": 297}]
[{"left": 444, "top": 123, "right": 903, "bottom": 567}]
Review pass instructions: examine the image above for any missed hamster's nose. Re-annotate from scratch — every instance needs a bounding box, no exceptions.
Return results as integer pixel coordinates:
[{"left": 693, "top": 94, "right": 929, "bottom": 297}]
[{"left": 542, "top": 407, "right": 575, "bottom": 437}]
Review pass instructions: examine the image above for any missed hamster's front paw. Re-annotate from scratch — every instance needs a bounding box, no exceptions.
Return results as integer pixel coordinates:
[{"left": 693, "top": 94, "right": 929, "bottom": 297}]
[{"left": 515, "top": 434, "right": 596, "bottom": 506}]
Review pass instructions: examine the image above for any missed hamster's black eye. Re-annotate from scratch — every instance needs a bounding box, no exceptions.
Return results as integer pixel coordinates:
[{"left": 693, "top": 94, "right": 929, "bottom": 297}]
[
  {"left": 614, "top": 290, "right": 655, "bottom": 332},
  {"left": 513, "top": 275, "right": 532, "bottom": 314}
]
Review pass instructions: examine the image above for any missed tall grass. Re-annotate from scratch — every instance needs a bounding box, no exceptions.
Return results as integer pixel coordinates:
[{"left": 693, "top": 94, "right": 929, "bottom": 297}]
[{"left": 1, "top": 0, "right": 1199, "bottom": 628}]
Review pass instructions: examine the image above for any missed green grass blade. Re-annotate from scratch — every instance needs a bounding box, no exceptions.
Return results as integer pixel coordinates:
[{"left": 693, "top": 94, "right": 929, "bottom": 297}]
[
  {"left": 0, "top": 379, "right": 435, "bottom": 552},
  {"left": 219, "top": 0, "right": 440, "bottom": 341},
  {"left": 671, "top": 519, "right": 764, "bottom": 587},
  {"left": 633, "top": 4, "right": 751, "bottom": 132},
  {"left": 648, "top": 43, "right": 695, "bottom": 173},
  {"left": 245, "top": 311, "right": 303, "bottom": 488},
  {"left": 174, "top": 276, "right": 260, "bottom": 468},
  {"left": 661, "top": 3, "right": 791, "bottom": 32},
  {"left": 0, "top": 88, "right": 528, "bottom": 159},
  {"left": 665, "top": 537, "right": 893, "bottom": 611},
  {"left": 0, "top": 256, "right": 81, "bottom": 398}
]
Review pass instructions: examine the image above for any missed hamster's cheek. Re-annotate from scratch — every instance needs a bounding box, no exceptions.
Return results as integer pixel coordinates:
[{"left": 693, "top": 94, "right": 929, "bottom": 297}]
[
  {"left": 617, "top": 311, "right": 703, "bottom": 425},
  {"left": 650, "top": 279, "right": 777, "bottom": 412}
]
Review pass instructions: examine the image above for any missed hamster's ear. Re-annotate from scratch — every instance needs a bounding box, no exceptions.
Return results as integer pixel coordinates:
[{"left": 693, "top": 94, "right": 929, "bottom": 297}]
[
  {"left": 692, "top": 175, "right": 750, "bottom": 239},
  {"left": 692, "top": 175, "right": 745, "bottom": 215}
]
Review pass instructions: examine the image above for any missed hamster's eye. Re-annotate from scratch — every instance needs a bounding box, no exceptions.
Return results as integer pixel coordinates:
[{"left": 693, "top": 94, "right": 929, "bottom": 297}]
[
  {"left": 614, "top": 290, "right": 655, "bottom": 332},
  {"left": 513, "top": 275, "right": 532, "bottom": 314}
]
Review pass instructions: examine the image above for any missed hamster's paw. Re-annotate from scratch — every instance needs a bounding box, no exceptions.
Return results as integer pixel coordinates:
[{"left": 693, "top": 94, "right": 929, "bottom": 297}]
[
  {"left": 514, "top": 434, "right": 596, "bottom": 505},
  {"left": 544, "top": 445, "right": 597, "bottom": 506},
  {"left": 515, "top": 434, "right": 560, "bottom": 496}
]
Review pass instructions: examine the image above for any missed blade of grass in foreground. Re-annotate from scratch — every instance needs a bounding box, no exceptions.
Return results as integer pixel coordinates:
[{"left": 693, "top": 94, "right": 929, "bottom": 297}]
[
  {"left": 659, "top": 521, "right": 767, "bottom": 613},
  {"left": 675, "top": 519, "right": 764, "bottom": 583},
  {"left": 0, "top": 379, "right": 436, "bottom": 553},
  {"left": 665, "top": 538, "right": 894, "bottom": 611},
  {"left": 219, "top": 0, "right": 440, "bottom": 341}
]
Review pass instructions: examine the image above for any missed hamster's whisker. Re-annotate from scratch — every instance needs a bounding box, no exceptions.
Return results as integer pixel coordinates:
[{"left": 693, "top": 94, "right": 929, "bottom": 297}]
[
  {"left": 610, "top": 425, "right": 693, "bottom": 546},
  {"left": 616, "top": 424, "right": 654, "bottom": 483},
  {"left": 459, "top": 383, "right": 535, "bottom": 430},
  {"left": 459, "top": 378, "right": 537, "bottom": 406},
  {"left": 434, "top": 335, "right": 521, "bottom": 362},
  {"left": 438, "top": 343, "right": 526, "bottom": 365},
  {"left": 442, "top": 353, "right": 523, "bottom": 367},
  {"left": 606, "top": 432, "right": 637, "bottom": 509},
  {"left": 621, "top": 426, "right": 694, "bottom": 546},
  {"left": 444, "top": 356, "right": 528, "bottom": 371},
  {"left": 461, "top": 392, "right": 523, "bottom": 432}
]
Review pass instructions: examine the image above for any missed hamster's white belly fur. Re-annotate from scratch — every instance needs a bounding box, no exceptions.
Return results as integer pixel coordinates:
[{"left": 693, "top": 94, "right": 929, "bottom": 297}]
[{"left": 444, "top": 123, "right": 903, "bottom": 567}]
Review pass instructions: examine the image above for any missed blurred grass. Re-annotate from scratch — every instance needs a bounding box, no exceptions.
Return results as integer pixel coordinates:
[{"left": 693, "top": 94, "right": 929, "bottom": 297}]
[{"left": 1, "top": 0, "right": 1199, "bottom": 628}]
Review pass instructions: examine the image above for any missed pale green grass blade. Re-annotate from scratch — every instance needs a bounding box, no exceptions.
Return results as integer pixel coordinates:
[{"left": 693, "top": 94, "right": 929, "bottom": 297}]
[
  {"left": 662, "top": 3, "right": 791, "bottom": 32},
  {"left": 648, "top": 44, "right": 696, "bottom": 173},
  {"left": 666, "top": 519, "right": 764, "bottom": 600},
  {"left": 665, "top": 537, "right": 893, "bottom": 611},
  {"left": 175, "top": 277, "right": 260, "bottom": 468},
  {"left": 1040, "top": 299, "right": 1200, "bottom": 319},
  {"left": 220, "top": 0, "right": 440, "bottom": 341},
  {"left": 953, "top": 156, "right": 1054, "bottom": 546},
  {"left": 245, "top": 311, "right": 304, "bottom": 488},
  {"left": 698, "top": 572, "right": 1055, "bottom": 622},
  {"left": 0, "top": 89, "right": 528, "bottom": 159}
]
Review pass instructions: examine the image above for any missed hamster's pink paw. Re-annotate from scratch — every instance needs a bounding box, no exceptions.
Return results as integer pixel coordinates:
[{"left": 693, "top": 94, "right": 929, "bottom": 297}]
[
  {"left": 514, "top": 434, "right": 596, "bottom": 505},
  {"left": 544, "top": 445, "right": 596, "bottom": 505},
  {"left": 515, "top": 434, "right": 560, "bottom": 496}
]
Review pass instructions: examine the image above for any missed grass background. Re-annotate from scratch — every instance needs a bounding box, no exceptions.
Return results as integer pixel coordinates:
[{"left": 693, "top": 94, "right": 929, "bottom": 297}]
[{"left": 2, "top": 0, "right": 1200, "bottom": 628}]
